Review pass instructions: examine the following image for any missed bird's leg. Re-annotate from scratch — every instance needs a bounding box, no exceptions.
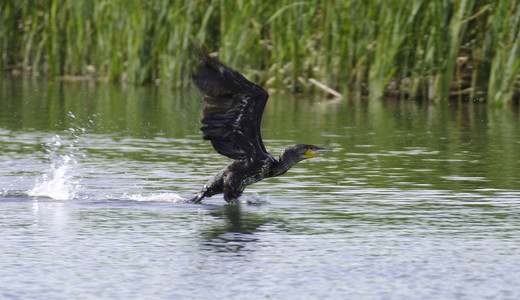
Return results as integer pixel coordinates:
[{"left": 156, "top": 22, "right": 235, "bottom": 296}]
[
  {"left": 222, "top": 170, "right": 245, "bottom": 203},
  {"left": 188, "top": 193, "right": 205, "bottom": 203},
  {"left": 189, "top": 173, "right": 225, "bottom": 203}
]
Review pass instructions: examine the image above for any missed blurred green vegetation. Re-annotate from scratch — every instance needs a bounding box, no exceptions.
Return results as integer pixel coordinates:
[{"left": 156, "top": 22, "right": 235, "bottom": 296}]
[{"left": 1, "top": 0, "right": 519, "bottom": 104}]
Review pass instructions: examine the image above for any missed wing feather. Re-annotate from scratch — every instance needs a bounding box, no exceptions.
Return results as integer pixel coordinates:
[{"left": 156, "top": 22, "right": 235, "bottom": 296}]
[{"left": 192, "top": 51, "right": 271, "bottom": 160}]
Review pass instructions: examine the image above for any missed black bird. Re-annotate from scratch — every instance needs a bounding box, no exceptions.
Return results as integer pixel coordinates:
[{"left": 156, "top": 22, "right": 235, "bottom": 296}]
[{"left": 190, "top": 51, "right": 331, "bottom": 203}]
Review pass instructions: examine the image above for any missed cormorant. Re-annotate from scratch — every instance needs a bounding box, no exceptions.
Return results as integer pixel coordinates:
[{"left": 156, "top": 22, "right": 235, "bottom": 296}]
[{"left": 190, "top": 51, "right": 331, "bottom": 203}]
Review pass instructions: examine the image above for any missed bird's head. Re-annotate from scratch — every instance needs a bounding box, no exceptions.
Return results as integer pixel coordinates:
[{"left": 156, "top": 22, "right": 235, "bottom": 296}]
[
  {"left": 273, "top": 144, "right": 332, "bottom": 177},
  {"left": 282, "top": 144, "right": 332, "bottom": 161},
  {"left": 301, "top": 144, "right": 333, "bottom": 159}
]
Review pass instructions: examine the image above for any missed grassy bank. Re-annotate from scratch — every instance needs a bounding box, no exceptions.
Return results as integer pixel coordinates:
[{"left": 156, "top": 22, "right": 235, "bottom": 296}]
[{"left": 1, "top": 0, "right": 519, "bottom": 104}]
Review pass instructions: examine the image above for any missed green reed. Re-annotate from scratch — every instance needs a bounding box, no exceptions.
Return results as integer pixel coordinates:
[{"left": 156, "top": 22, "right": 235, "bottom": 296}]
[{"left": 1, "top": 0, "right": 519, "bottom": 104}]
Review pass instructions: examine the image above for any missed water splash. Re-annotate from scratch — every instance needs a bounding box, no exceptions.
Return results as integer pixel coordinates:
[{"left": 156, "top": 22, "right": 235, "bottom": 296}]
[
  {"left": 123, "top": 193, "right": 187, "bottom": 203},
  {"left": 240, "top": 193, "right": 270, "bottom": 205},
  {"left": 27, "top": 132, "right": 81, "bottom": 200}
]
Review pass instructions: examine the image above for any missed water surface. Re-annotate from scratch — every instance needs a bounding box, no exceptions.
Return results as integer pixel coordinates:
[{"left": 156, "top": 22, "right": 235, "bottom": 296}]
[{"left": 1, "top": 76, "right": 520, "bottom": 299}]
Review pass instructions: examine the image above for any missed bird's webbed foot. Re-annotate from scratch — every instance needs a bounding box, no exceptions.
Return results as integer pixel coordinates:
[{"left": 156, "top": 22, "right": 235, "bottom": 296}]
[
  {"left": 223, "top": 192, "right": 243, "bottom": 203},
  {"left": 225, "top": 197, "right": 241, "bottom": 204}
]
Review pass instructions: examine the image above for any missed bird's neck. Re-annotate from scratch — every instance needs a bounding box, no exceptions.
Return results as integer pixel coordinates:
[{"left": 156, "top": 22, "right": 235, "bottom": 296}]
[{"left": 271, "top": 148, "right": 302, "bottom": 177}]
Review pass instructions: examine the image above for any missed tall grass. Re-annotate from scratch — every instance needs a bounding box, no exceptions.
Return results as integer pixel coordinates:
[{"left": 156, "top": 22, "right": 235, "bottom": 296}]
[{"left": 1, "top": 0, "right": 519, "bottom": 104}]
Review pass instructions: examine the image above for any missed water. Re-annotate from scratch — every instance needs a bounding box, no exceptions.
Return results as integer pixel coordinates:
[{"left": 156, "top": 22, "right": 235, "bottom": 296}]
[{"left": 1, "top": 76, "right": 520, "bottom": 299}]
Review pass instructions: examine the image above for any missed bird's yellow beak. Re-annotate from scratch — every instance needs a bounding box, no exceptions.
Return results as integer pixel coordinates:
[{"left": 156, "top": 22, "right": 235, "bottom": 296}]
[{"left": 306, "top": 147, "right": 332, "bottom": 158}]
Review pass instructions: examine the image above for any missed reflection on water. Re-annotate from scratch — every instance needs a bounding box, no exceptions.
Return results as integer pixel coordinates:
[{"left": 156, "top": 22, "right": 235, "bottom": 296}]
[
  {"left": 1, "top": 76, "right": 520, "bottom": 299},
  {"left": 198, "top": 204, "right": 287, "bottom": 253},
  {"left": 200, "top": 205, "right": 262, "bottom": 252}
]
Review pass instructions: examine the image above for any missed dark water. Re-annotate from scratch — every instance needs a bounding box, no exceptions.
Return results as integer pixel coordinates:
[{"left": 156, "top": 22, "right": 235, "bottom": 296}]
[{"left": 1, "top": 76, "right": 520, "bottom": 299}]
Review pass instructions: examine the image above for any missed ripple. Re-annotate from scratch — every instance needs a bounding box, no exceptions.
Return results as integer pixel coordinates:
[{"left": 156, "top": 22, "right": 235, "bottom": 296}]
[{"left": 441, "top": 176, "right": 488, "bottom": 181}]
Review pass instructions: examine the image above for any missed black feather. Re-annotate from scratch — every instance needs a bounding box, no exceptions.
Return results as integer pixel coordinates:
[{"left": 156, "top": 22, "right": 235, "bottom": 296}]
[{"left": 192, "top": 51, "right": 271, "bottom": 160}]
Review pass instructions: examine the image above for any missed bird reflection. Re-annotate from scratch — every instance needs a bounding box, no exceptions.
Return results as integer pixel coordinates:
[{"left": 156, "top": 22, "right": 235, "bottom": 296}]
[{"left": 199, "top": 203, "right": 280, "bottom": 253}]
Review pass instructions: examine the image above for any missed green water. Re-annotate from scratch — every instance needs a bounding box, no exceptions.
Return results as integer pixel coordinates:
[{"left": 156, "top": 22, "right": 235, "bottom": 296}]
[{"left": 1, "top": 76, "right": 520, "bottom": 299}]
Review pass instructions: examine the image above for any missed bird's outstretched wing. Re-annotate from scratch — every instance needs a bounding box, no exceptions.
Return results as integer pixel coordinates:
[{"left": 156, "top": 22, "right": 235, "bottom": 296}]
[{"left": 192, "top": 51, "right": 271, "bottom": 160}]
